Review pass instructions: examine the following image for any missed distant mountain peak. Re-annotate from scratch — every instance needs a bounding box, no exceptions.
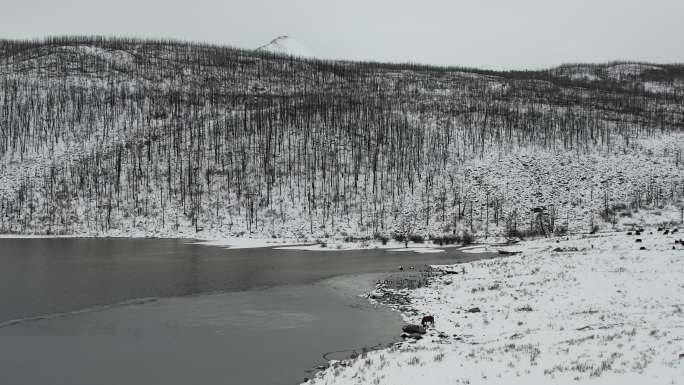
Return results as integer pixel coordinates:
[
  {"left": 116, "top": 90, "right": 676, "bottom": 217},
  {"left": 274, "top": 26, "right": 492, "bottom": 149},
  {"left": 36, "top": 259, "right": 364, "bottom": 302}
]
[
  {"left": 269, "top": 35, "right": 291, "bottom": 44},
  {"left": 256, "top": 35, "right": 315, "bottom": 58}
]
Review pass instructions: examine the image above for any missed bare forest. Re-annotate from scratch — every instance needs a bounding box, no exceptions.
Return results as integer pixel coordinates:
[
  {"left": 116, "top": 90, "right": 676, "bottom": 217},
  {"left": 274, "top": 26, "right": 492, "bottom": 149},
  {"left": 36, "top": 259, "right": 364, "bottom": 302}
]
[{"left": 1, "top": 36, "right": 682, "bottom": 240}]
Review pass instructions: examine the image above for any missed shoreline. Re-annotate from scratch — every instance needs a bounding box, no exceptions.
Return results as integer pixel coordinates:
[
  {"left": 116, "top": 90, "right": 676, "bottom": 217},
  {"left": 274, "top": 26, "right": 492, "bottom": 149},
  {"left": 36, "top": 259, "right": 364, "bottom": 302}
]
[
  {"left": 304, "top": 224, "right": 684, "bottom": 384},
  {"left": 0, "top": 232, "right": 477, "bottom": 253}
]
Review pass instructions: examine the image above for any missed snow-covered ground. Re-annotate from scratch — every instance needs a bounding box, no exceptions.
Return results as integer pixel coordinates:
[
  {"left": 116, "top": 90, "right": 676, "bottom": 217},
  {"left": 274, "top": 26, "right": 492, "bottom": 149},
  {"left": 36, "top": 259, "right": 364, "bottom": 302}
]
[
  {"left": 274, "top": 239, "right": 448, "bottom": 253},
  {"left": 305, "top": 212, "right": 684, "bottom": 384}
]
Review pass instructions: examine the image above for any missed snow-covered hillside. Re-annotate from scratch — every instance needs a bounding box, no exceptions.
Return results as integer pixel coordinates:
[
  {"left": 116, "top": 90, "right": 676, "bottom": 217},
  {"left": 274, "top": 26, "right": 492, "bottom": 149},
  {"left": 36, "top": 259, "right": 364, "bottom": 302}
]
[{"left": 0, "top": 37, "right": 682, "bottom": 241}]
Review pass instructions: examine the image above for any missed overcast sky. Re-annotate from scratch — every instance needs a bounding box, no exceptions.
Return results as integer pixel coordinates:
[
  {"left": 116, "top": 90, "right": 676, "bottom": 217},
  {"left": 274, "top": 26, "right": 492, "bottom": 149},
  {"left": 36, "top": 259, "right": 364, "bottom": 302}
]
[{"left": 1, "top": 0, "right": 683, "bottom": 69}]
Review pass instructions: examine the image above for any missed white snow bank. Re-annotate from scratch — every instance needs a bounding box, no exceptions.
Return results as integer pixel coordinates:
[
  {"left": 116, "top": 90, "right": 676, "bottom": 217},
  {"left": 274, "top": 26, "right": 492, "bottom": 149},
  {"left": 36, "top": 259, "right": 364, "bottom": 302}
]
[
  {"left": 0, "top": 233, "right": 298, "bottom": 250},
  {"left": 388, "top": 247, "right": 445, "bottom": 254},
  {"left": 459, "top": 244, "right": 496, "bottom": 254},
  {"left": 274, "top": 240, "right": 451, "bottom": 253},
  {"left": 0, "top": 234, "right": 86, "bottom": 239},
  {"left": 188, "top": 237, "right": 297, "bottom": 249}
]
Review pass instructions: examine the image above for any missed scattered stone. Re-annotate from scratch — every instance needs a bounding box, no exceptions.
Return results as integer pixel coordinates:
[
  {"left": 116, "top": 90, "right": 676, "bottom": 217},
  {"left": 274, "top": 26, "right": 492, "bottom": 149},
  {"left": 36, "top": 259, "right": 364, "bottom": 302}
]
[
  {"left": 369, "top": 287, "right": 411, "bottom": 307},
  {"left": 553, "top": 247, "right": 579, "bottom": 252},
  {"left": 635, "top": 239, "right": 642, "bottom": 243},
  {"left": 467, "top": 307, "right": 481, "bottom": 313},
  {"left": 402, "top": 324, "right": 427, "bottom": 334},
  {"left": 640, "top": 246, "right": 647, "bottom": 250}
]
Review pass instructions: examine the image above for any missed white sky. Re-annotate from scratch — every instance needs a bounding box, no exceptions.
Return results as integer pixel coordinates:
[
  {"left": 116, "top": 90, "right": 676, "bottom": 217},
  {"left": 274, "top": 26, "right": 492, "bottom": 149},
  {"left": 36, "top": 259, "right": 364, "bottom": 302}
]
[{"left": 1, "top": 0, "right": 683, "bottom": 69}]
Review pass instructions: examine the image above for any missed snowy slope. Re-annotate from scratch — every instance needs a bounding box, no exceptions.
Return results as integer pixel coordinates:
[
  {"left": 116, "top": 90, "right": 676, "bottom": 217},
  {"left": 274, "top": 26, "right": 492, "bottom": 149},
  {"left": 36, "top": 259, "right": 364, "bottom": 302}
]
[{"left": 255, "top": 35, "right": 315, "bottom": 58}]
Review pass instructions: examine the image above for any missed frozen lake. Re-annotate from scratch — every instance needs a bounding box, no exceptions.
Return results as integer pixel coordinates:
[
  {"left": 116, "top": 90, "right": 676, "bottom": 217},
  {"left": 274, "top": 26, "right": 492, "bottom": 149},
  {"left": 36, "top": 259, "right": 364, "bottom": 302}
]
[{"left": 0, "top": 238, "right": 490, "bottom": 385}]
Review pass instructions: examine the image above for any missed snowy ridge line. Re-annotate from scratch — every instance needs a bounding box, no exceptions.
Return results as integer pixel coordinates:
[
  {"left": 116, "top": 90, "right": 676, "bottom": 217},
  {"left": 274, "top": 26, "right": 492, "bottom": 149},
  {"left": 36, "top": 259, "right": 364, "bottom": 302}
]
[
  {"left": 255, "top": 35, "right": 315, "bottom": 58},
  {"left": 0, "top": 297, "right": 159, "bottom": 329},
  {"left": 255, "top": 35, "right": 290, "bottom": 52}
]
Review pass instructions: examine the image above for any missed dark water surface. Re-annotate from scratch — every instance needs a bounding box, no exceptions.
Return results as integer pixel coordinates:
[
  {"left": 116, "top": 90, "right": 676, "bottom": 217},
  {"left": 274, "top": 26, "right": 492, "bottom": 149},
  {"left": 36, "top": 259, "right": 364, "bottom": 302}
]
[{"left": 0, "top": 238, "right": 489, "bottom": 385}]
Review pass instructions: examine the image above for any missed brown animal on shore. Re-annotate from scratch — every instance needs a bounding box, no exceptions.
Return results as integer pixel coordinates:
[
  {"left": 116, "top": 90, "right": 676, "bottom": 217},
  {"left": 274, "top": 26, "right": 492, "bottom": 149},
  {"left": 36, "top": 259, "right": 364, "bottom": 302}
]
[{"left": 421, "top": 315, "right": 435, "bottom": 327}]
